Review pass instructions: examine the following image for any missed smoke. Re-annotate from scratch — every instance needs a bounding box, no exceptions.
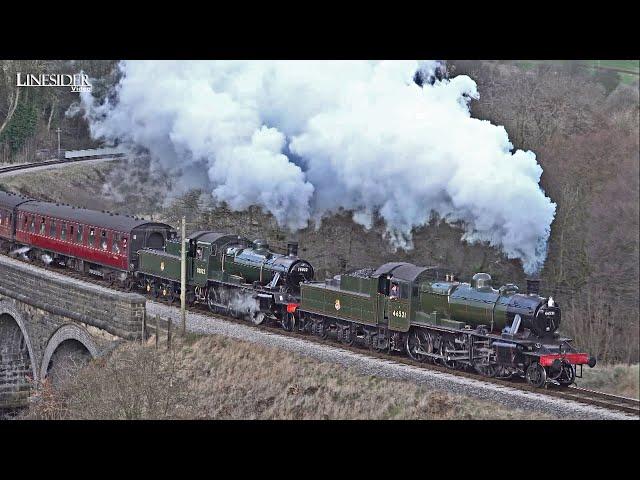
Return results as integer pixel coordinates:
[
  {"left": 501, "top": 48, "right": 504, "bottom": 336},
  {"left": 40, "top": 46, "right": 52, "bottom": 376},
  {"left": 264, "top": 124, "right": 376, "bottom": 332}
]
[{"left": 76, "top": 60, "right": 556, "bottom": 274}]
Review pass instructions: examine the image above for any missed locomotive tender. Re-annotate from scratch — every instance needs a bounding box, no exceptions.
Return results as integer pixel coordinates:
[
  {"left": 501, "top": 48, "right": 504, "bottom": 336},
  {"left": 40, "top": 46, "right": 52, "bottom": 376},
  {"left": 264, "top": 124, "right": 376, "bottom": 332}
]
[{"left": 0, "top": 188, "right": 596, "bottom": 388}]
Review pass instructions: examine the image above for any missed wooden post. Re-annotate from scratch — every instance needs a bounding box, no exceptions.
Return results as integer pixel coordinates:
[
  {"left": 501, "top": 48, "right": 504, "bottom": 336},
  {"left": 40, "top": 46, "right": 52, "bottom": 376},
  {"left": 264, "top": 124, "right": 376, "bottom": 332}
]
[
  {"left": 155, "top": 314, "right": 159, "bottom": 349},
  {"left": 180, "top": 216, "right": 187, "bottom": 336},
  {"left": 141, "top": 310, "right": 146, "bottom": 344},
  {"left": 167, "top": 316, "right": 172, "bottom": 350}
]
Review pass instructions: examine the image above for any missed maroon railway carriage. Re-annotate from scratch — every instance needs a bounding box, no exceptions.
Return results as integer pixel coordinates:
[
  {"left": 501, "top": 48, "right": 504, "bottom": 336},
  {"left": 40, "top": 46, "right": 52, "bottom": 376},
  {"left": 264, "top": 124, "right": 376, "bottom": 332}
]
[
  {"left": 0, "top": 191, "right": 31, "bottom": 242},
  {"left": 0, "top": 190, "right": 176, "bottom": 281}
]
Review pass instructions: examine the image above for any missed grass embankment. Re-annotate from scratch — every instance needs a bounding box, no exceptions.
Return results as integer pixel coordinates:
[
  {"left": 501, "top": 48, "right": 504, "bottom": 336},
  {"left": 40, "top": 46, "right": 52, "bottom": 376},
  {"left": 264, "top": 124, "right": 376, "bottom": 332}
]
[
  {"left": 575, "top": 364, "right": 639, "bottom": 398},
  {"left": 25, "top": 334, "right": 551, "bottom": 420}
]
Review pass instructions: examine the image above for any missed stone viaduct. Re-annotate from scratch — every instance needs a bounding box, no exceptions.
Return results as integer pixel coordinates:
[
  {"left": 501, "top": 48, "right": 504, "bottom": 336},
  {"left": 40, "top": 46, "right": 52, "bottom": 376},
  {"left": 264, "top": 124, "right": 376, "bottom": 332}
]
[{"left": 0, "top": 254, "right": 146, "bottom": 411}]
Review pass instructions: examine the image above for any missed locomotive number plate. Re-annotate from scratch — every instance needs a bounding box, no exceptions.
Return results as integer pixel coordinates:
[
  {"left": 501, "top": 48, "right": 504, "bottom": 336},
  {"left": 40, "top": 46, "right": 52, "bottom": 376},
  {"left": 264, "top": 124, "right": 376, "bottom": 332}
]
[
  {"left": 196, "top": 267, "right": 206, "bottom": 275},
  {"left": 392, "top": 310, "right": 407, "bottom": 319}
]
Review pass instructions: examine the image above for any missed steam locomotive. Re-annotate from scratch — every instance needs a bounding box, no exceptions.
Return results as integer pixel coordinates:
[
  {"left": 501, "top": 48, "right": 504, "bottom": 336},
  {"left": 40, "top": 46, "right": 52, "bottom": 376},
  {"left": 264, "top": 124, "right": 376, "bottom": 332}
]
[
  {"left": 0, "top": 189, "right": 595, "bottom": 388},
  {"left": 292, "top": 264, "right": 596, "bottom": 387}
]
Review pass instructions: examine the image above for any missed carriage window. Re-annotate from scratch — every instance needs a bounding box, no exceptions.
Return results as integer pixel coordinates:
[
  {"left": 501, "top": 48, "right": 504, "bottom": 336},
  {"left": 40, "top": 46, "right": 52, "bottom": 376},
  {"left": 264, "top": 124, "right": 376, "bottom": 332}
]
[
  {"left": 40, "top": 217, "right": 46, "bottom": 234},
  {"left": 112, "top": 234, "right": 121, "bottom": 254},
  {"left": 49, "top": 219, "right": 56, "bottom": 237},
  {"left": 89, "top": 228, "right": 95, "bottom": 246},
  {"left": 29, "top": 217, "right": 35, "bottom": 233},
  {"left": 61, "top": 223, "right": 67, "bottom": 240},
  {"left": 23, "top": 215, "right": 28, "bottom": 229},
  {"left": 77, "top": 225, "right": 83, "bottom": 243},
  {"left": 70, "top": 225, "right": 74, "bottom": 237},
  {"left": 101, "top": 230, "right": 108, "bottom": 250},
  {"left": 122, "top": 237, "right": 128, "bottom": 252}
]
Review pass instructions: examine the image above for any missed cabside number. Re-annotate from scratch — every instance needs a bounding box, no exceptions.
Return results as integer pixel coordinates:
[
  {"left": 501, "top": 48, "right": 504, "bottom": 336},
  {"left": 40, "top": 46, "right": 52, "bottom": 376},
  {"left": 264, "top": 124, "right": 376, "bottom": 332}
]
[{"left": 196, "top": 267, "right": 206, "bottom": 275}]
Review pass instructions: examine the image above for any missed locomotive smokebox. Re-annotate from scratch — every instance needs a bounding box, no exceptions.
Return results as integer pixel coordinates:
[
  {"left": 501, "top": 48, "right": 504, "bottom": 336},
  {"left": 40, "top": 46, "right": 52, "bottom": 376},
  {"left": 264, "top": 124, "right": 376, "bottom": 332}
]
[
  {"left": 287, "top": 241, "right": 299, "bottom": 257},
  {"left": 526, "top": 278, "right": 541, "bottom": 296}
]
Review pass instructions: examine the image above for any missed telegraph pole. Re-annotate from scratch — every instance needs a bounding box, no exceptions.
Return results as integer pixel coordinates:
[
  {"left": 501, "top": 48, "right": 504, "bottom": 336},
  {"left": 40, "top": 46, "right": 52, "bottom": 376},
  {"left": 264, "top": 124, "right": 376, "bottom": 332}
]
[
  {"left": 180, "top": 216, "right": 187, "bottom": 335},
  {"left": 56, "top": 127, "right": 61, "bottom": 159}
]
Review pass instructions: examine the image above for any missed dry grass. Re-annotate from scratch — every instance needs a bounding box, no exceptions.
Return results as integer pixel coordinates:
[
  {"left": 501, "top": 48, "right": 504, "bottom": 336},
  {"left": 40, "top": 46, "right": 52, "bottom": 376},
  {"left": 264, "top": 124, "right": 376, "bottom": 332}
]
[
  {"left": 25, "top": 334, "right": 551, "bottom": 420},
  {"left": 574, "top": 363, "right": 639, "bottom": 399}
]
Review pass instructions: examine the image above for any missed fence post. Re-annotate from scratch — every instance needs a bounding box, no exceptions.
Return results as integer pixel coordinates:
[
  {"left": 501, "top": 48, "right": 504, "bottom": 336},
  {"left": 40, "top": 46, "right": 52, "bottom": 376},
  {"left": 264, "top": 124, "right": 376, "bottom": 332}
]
[
  {"left": 167, "top": 316, "right": 172, "bottom": 350},
  {"left": 141, "top": 310, "right": 146, "bottom": 344},
  {"left": 155, "top": 314, "right": 159, "bottom": 349}
]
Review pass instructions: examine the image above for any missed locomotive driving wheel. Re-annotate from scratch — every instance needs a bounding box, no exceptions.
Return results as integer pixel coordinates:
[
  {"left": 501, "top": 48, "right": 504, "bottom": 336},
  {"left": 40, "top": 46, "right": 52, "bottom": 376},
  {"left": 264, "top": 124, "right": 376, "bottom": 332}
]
[
  {"left": 406, "top": 329, "right": 433, "bottom": 363},
  {"left": 526, "top": 362, "right": 547, "bottom": 388},
  {"left": 438, "top": 339, "right": 458, "bottom": 369}
]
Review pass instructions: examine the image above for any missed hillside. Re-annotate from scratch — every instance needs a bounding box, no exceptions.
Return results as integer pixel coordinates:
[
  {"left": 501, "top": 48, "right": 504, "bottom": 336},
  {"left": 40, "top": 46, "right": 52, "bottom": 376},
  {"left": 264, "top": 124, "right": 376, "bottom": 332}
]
[{"left": 24, "top": 333, "right": 551, "bottom": 420}]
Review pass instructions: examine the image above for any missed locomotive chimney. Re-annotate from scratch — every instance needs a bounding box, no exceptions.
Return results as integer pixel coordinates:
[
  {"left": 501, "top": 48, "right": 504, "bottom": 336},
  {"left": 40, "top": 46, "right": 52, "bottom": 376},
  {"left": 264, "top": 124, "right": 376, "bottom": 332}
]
[
  {"left": 287, "top": 241, "right": 299, "bottom": 257},
  {"left": 526, "top": 278, "right": 541, "bottom": 296}
]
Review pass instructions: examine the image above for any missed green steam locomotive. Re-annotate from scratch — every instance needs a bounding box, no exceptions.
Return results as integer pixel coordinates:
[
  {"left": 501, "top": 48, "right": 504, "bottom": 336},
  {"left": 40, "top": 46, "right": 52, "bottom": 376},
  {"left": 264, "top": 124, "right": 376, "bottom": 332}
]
[
  {"left": 136, "top": 231, "right": 313, "bottom": 325},
  {"left": 292, "top": 262, "right": 595, "bottom": 387}
]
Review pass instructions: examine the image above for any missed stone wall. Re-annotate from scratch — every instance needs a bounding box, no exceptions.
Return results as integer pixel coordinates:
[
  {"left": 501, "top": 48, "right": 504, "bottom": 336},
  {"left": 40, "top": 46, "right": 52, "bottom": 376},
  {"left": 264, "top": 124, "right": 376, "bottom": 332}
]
[{"left": 0, "top": 254, "right": 146, "bottom": 411}]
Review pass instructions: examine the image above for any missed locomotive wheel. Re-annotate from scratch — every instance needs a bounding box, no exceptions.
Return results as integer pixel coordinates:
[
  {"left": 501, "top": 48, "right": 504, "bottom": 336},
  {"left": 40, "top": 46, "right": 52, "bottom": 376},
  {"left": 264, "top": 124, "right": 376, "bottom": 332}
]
[
  {"left": 557, "top": 361, "right": 576, "bottom": 387},
  {"left": 252, "top": 312, "right": 266, "bottom": 325},
  {"left": 526, "top": 363, "right": 547, "bottom": 388},
  {"left": 167, "top": 287, "right": 177, "bottom": 305},
  {"left": 340, "top": 325, "right": 355, "bottom": 346},
  {"left": 439, "top": 340, "right": 458, "bottom": 369},
  {"left": 406, "top": 329, "right": 433, "bottom": 363},
  {"left": 313, "top": 321, "right": 328, "bottom": 340},
  {"left": 474, "top": 363, "right": 497, "bottom": 377},
  {"left": 282, "top": 313, "right": 295, "bottom": 332},
  {"left": 125, "top": 279, "right": 135, "bottom": 291},
  {"left": 186, "top": 290, "right": 196, "bottom": 307}
]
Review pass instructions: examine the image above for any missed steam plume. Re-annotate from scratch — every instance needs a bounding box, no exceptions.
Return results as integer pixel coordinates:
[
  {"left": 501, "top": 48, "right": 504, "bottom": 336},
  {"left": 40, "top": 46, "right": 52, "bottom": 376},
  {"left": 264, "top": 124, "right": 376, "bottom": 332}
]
[{"left": 77, "top": 60, "right": 556, "bottom": 273}]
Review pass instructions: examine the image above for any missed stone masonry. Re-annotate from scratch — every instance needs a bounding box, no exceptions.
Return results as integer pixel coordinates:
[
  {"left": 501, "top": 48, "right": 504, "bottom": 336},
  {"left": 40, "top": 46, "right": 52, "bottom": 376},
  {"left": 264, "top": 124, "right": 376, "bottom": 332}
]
[{"left": 0, "top": 254, "right": 146, "bottom": 411}]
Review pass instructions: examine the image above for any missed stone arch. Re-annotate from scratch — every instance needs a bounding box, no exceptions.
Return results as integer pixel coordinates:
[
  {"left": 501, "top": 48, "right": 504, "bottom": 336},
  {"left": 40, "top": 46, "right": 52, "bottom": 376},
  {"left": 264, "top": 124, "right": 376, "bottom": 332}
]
[
  {"left": 0, "top": 303, "right": 38, "bottom": 384},
  {"left": 40, "top": 324, "right": 98, "bottom": 384},
  {"left": 0, "top": 307, "right": 37, "bottom": 410}
]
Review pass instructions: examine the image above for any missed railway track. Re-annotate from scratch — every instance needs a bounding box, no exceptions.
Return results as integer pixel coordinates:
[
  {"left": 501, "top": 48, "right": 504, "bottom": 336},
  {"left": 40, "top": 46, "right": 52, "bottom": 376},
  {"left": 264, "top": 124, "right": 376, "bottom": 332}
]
[
  {"left": 0, "top": 154, "right": 125, "bottom": 176},
  {"left": 4, "top": 251, "right": 638, "bottom": 418}
]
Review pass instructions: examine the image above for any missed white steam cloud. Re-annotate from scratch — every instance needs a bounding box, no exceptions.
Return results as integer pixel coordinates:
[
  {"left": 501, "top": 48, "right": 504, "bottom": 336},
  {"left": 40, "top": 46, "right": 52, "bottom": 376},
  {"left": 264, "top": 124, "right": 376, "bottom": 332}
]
[{"left": 77, "top": 60, "right": 556, "bottom": 274}]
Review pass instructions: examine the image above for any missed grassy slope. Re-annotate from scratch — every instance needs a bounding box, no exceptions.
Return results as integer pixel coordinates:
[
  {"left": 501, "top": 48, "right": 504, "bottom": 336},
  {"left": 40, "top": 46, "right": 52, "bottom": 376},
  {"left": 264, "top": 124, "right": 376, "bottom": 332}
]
[
  {"left": 575, "top": 364, "right": 639, "bottom": 398},
  {"left": 30, "top": 334, "right": 551, "bottom": 420}
]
